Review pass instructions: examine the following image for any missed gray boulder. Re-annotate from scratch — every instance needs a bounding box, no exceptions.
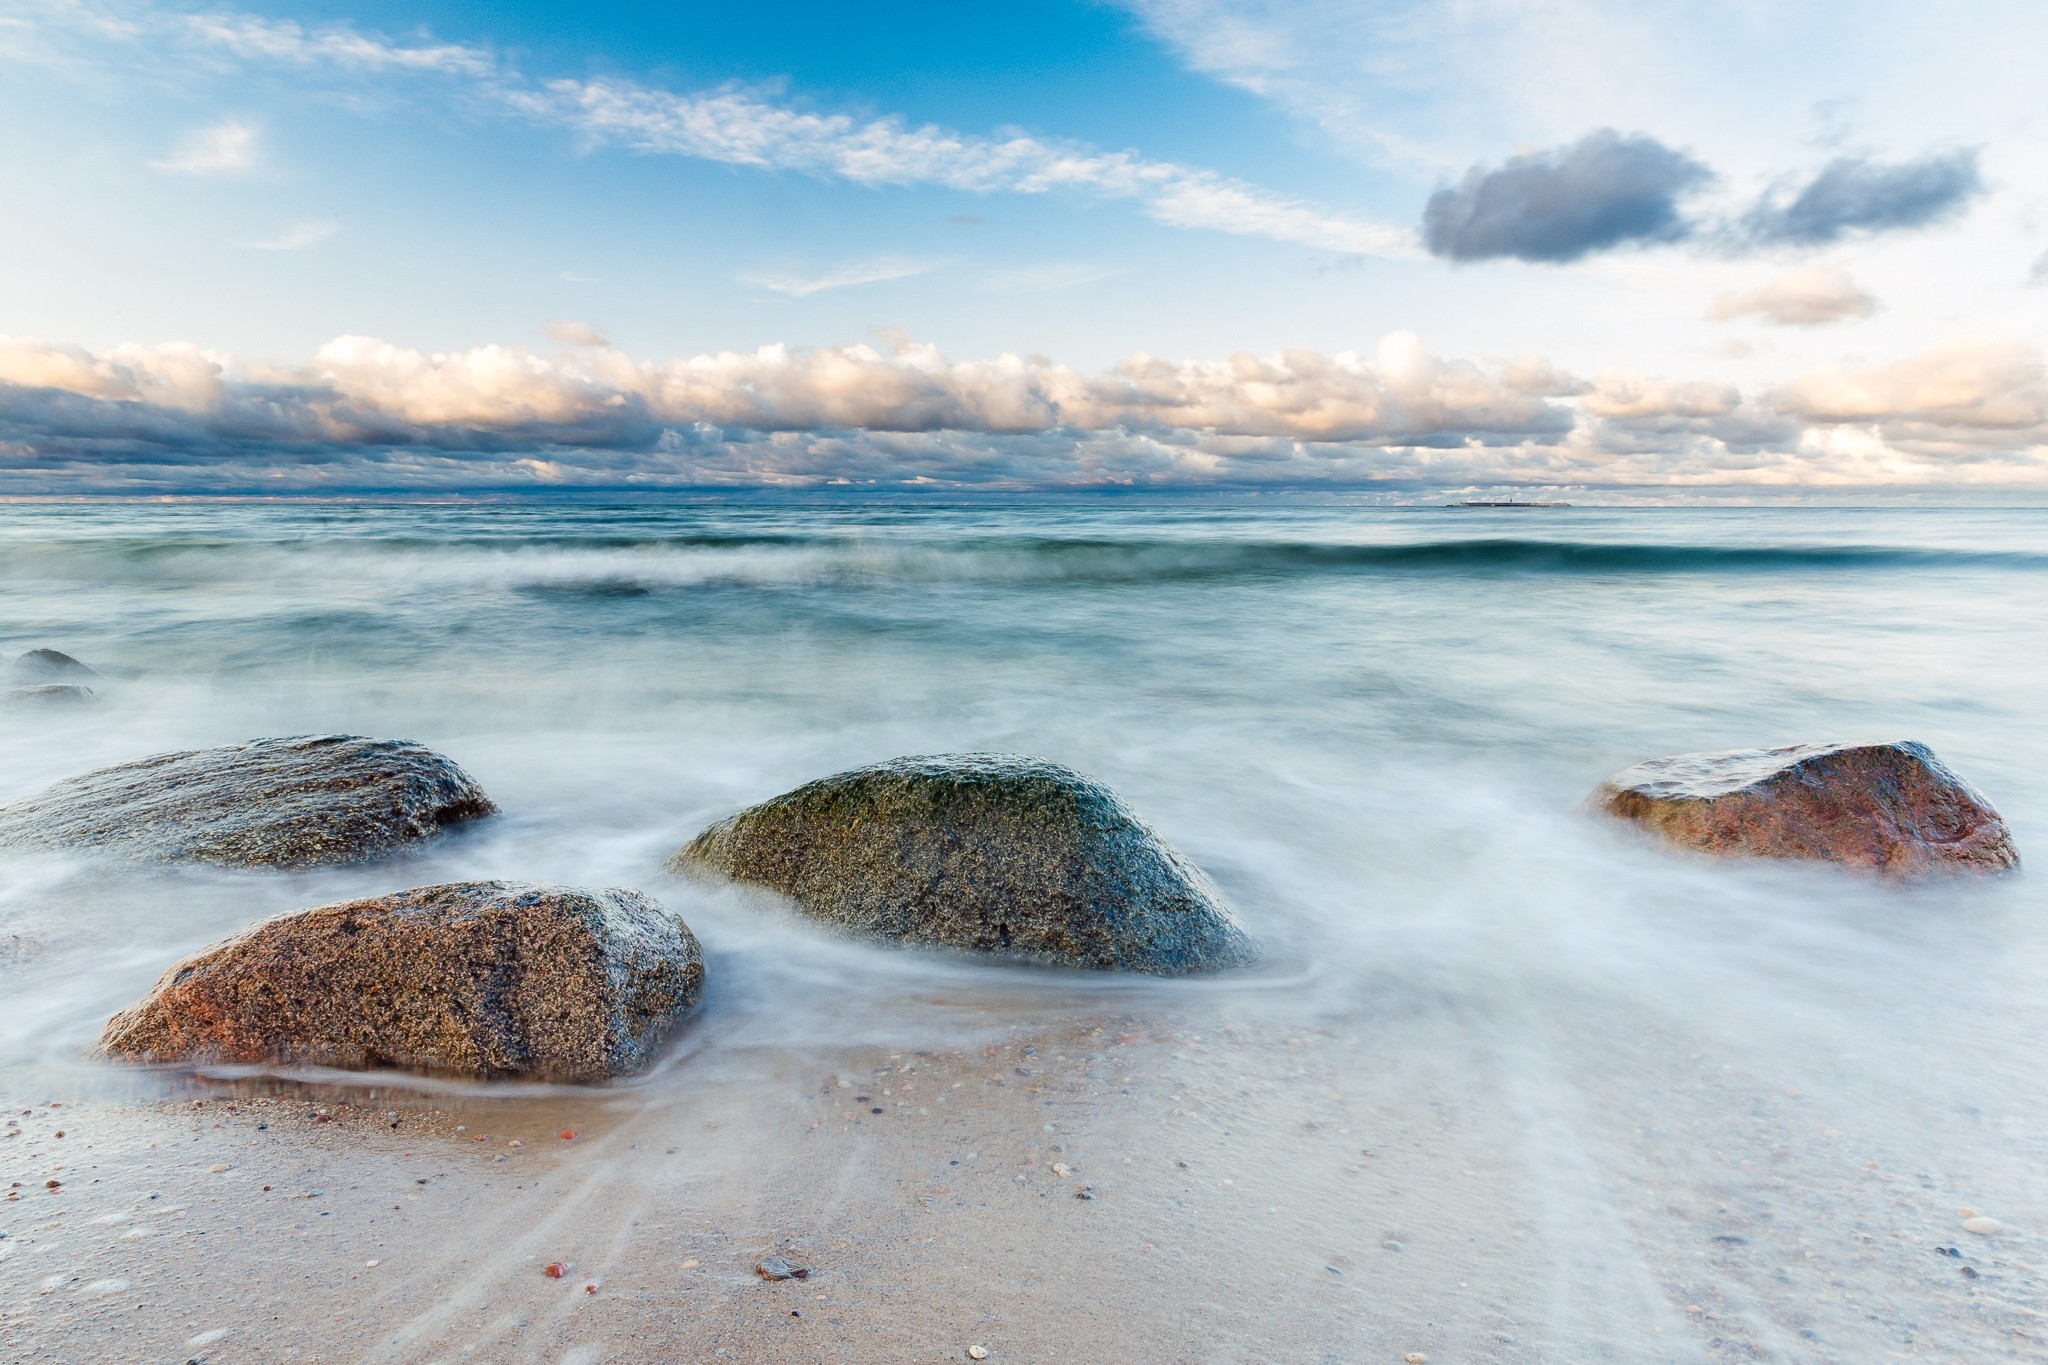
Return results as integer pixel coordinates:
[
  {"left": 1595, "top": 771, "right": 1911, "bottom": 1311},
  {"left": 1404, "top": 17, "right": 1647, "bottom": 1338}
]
[
  {"left": 10, "top": 649, "right": 101, "bottom": 683},
  {"left": 99, "top": 882, "right": 703, "bottom": 1081},
  {"left": 0, "top": 734, "right": 496, "bottom": 868},
  {"left": 1591, "top": 740, "right": 2018, "bottom": 878},
  {"left": 3, "top": 684, "right": 96, "bottom": 707},
  {"left": 670, "top": 753, "right": 1255, "bottom": 975}
]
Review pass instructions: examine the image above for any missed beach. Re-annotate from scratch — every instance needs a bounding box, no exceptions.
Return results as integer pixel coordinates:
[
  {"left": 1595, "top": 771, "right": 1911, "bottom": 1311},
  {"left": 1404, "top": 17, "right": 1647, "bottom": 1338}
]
[{"left": 3, "top": 500, "right": 2045, "bottom": 1361}]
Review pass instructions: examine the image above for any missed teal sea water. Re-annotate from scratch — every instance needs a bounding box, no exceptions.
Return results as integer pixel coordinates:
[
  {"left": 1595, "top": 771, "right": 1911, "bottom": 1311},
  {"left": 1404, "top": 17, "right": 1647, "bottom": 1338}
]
[{"left": 2, "top": 499, "right": 2045, "bottom": 1355}]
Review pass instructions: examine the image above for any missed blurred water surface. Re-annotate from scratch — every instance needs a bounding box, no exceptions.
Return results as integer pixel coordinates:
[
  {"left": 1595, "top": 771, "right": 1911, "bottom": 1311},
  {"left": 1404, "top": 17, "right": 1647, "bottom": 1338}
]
[{"left": 1, "top": 498, "right": 2043, "bottom": 1357}]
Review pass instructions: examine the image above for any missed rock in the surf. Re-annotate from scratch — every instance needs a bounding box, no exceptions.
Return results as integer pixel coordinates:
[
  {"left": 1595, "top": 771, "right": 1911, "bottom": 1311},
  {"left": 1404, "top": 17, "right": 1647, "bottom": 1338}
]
[
  {"left": 670, "top": 753, "right": 1256, "bottom": 974},
  {"left": 0, "top": 734, "right": 496, "bottom": 868},
  {"left": 3, "top": 683, "right": 96, "bottom": 707},
  {"left": 99, "top": 882, "right": 703, "bottom": 1080},
  {"left": 9, "top": 649, "right": 101, "bottom": 684},
  {"left": 1590, "top": 740, "right": 2018, "bottom": 877}
]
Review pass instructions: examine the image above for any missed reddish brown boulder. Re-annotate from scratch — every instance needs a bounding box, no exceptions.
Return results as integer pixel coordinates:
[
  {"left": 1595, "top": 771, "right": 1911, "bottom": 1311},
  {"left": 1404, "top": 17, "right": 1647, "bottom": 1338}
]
[
  {"left": 99, "top": 882, "right": 703, "bottom": 1080},
  {"left": 1590, "top": 740, "right": 2018, "bottom": 877}
]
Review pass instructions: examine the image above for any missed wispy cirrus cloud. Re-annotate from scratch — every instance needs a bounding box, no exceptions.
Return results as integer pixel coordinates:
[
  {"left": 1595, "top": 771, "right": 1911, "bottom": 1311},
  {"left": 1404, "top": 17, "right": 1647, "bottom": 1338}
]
[
  {"left": 507, "top": 76, "right": 1417, "bottom": 257},
  {"left": 741, "top": 258, "right": 939, "bottom": 298},
  {"left": 17, "top": 3, "right": 1416, "bottom": 259},
  {"left": 239, "top": 219, "right": 337, "bottom": 251},
  {"left": 152, "top": 116, "right": 261, "bottom": 176}
]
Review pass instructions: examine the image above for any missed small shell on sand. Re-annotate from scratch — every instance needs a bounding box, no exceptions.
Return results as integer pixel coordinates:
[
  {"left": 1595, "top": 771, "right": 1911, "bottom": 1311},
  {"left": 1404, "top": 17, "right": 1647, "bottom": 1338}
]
[{"left": 1961, "top": 1216, "right": 2005, "bottom": 1235}]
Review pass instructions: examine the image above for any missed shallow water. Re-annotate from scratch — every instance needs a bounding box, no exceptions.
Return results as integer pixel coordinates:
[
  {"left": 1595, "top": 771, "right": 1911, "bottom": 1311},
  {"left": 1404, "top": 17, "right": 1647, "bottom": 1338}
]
[{"left": 2, "top": 499, "right": 2045, "bottom": 1360}]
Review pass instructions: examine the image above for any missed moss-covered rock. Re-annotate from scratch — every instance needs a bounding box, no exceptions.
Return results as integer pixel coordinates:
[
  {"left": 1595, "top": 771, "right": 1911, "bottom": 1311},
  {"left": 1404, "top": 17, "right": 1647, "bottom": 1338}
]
[
  {"left": 99, "top": 882, "right": 703, "bottom": 1081},
  {"left": 0, "top": 734, "right": 495, "bottom": 868},
  {"left": 3, "top": 683, "right": 96, "bottom": 707},
  {"left": 671, "top": 754, "right": 1255, "bottom": 975},
  {"left": 9, "top": 649, "right": 101, "bottom": 684}
]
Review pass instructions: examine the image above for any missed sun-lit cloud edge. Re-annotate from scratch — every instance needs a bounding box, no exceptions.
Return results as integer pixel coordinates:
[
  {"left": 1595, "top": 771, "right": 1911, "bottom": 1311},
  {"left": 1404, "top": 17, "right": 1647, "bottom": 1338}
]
[{"left": 0, "top": 330, "right": 2044, "bottom": 495}]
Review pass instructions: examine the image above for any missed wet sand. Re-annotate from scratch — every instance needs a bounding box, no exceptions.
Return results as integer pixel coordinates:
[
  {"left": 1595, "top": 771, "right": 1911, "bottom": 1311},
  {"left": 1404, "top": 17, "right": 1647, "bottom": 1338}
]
[{"left": 5, "top": 995, "right": 2041, "bottom": 1363}]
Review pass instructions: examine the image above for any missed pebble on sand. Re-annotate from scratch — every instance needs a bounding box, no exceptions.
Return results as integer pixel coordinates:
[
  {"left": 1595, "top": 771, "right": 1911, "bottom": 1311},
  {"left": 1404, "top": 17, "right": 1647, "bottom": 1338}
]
[
  {"left": 756, "top": 1255, "right": 810, "bottom": 1281},
  {"left": 1961, "top": 1213, "right": 2006, "bottom": 1235}
]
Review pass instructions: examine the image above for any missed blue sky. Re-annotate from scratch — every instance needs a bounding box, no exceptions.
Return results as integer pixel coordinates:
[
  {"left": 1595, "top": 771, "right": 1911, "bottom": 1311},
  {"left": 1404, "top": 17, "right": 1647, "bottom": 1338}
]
[{"left": 2, "top": 0, "right": 2046, "bottom": 494}]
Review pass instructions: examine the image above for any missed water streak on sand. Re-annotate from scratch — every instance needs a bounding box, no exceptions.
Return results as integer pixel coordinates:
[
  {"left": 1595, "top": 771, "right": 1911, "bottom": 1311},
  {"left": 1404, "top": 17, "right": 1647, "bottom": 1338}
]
[{"left": 0, "top": 500, "right": 2045, "bottom": 1360}]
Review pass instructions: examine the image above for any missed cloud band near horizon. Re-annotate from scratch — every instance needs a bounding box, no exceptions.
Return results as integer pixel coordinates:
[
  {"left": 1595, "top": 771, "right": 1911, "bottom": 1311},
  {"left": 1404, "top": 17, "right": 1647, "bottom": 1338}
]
[{"left": 1, "top": 330, "right": 2044, "bottom": 494}]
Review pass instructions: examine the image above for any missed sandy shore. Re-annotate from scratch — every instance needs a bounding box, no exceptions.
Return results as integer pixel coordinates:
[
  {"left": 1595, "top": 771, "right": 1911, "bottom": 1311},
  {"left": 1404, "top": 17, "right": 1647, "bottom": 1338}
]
[{"left": 5, "top": 991, "right": 2042, "bottom": 1364}]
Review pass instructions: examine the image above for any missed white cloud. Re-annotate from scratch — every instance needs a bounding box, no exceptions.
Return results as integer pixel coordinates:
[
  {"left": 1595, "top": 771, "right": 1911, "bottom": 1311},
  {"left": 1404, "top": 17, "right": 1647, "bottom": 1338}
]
[
  {"left": 240, "top": 220, "right": 338, "bottom": 251},
  {"left": 740, "top": 258, "right": 938, "bottom": 298},
  {"left": 181, "top": 12, "right": 491, "bottom": 76},
  {"left": 509, "top": 75, "right": 1417, "bottom": 257},
  {"left": 2, "top": 329, "right": 2044, "bottom": 492},
  {"left": 15, "top": 3, "right": 1416, "bottom": 258},
  {"left": 546, "top": 320, "right": 610, "bottom": 347},
  {"left": 1709, "top": 266, "right": 1877, "bottom": 326},
  {"left": 1772, "top": 340, "right": 2048, "bottom": 448},
  {"left": 152, "top": 118, "right": 261, "bottom": 176}
]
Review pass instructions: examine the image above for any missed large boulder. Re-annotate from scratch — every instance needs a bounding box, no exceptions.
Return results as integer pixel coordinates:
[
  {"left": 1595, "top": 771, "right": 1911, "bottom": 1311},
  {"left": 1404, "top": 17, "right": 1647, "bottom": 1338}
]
[
  {"left": 99, "top": 882, "right": 703, "bottom": 1081},
  {"left": 0, "top": 734, "right": 495, "bottom": 868},
  {"left": 670, "top": 753, "right": 1256, "bottom": 975},
  {"left": 3, "top": 683, "right": 96, "bottom": 707},
  {"left": 1590, "top": 740, "right": 2019, "bottom": 877},
  {"left": 9, "top": 649, "right": 101, "bottom": 684}
]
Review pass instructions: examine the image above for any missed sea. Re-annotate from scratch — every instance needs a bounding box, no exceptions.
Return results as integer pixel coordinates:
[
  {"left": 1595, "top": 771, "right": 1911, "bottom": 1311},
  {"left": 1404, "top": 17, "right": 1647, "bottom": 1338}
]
[{"left": 1, "top": 498, "right": 2044, "bottom": 1358}]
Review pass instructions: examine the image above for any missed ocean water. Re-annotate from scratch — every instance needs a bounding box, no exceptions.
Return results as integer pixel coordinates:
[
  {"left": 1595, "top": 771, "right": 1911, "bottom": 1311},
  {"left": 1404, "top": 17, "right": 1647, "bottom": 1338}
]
[{"left": 2, "top": 499, "right": 2045, "bottom": 1358}]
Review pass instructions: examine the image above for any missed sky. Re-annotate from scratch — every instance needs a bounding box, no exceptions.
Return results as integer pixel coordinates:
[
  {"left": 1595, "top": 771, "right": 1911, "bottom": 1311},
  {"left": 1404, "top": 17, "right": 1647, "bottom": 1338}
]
[{"left": 1, "top": 0, "right": 2046, "bottom": 496}]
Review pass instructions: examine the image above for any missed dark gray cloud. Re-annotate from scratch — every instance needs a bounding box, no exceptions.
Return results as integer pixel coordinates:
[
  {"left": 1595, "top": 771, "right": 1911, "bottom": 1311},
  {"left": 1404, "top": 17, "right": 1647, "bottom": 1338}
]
[
  {"left": 1743, "top": 151, "right": 1982, "bottom": 246},
  {"left": 1423, "top": 130, "right": 1711, "bottom": 263}
]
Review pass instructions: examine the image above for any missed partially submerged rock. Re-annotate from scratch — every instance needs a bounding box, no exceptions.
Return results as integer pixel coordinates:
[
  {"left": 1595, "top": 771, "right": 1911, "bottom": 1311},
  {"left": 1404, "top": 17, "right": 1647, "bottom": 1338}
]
[
  {"left": 9, "top": 649, "right": 101, "bottom": 684},
  {"left": 671, "top": 753, "right": 1255, "bottom": 974},
  {"left": 0, "top": 734, "right": 495, "bottom": 868},
  {"left": 1590, "top": 740, "right": 2018, "bottom": 877},
  {"left": 3, "top": 683, "right": 95, "bottom": 707},
  {"left": 99, "top": 882, "right": 703, "bottom": 1080}
]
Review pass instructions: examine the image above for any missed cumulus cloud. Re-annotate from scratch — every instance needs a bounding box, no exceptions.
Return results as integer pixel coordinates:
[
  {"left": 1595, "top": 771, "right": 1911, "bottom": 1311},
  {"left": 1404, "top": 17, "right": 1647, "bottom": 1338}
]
[
  {"left": 152, "top": 118, "right": 261, "bottom": 176},
  {"left": 0, "top": 329, "right": 1564, "bottom": 481},
  {"left": 1709, "top": 266, "right": 1876, "bottom": 326},
  {"left": 741, "top": 258, "right": 938, "bottom": 298},
  {"left": 1743, "top": 151, "right": 1982, "bottom": 246},
  {"left": 1423, "top": 130, "right": 1710, "bottom": 263},
  {"left": 546, "top": 320, "right": 610, "bottom": 348},
  {"left": 1, "top": 329, "right": 2044, "bottom": 493},
  {"left": 1772, "top": 340, "right": 2047, "bottom": 442}
]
